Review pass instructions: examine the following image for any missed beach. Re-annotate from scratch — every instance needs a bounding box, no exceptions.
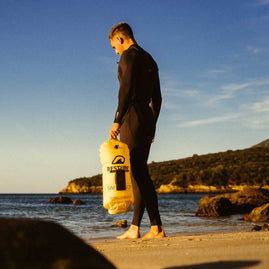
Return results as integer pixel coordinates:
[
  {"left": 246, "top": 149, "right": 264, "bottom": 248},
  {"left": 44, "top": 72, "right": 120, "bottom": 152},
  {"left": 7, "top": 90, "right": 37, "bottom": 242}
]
[
  {"left": 91, "top": 230, "right": 269, "bottom": 269},
  {"left": 2, "top": 193, "right": 269, "bottom": 268}
]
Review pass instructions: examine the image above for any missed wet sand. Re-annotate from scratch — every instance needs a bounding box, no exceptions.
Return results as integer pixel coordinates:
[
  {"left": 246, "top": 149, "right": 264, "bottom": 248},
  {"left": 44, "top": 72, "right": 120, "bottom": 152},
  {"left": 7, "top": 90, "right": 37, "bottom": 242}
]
[{"left": 91, "top": 230, "right": 269, "bottom": 269}]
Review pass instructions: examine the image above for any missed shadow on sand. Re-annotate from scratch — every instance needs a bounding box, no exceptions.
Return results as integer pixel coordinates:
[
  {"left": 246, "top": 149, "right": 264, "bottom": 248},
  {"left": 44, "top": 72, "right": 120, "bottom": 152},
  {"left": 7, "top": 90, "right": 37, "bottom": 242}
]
[{"left": 164, "top": 260, "right": 260, "bottom": 269}]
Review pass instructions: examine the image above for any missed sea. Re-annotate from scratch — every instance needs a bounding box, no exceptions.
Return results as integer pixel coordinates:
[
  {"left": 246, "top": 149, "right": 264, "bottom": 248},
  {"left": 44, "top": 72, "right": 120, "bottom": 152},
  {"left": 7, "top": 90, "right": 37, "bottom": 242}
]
[{"left": 0, "top": 193, "right": 253, "bottom": 241}]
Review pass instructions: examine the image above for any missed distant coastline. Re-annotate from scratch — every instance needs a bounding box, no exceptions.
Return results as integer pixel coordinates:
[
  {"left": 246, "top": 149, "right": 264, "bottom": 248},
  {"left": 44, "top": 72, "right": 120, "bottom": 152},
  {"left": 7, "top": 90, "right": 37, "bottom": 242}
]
[{"left": 59, "top": 183, "right": 269, "bottom": 195}]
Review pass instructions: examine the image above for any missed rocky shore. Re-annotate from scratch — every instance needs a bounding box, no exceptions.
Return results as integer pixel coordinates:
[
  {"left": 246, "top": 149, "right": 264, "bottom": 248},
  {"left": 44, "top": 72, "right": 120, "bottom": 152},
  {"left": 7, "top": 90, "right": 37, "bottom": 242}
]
[
  {"left": 59, "top": 182, "right": 102, "bottom": 194},
  {"left": 59, "top": 180, "right": 269, "bottom": 195},
  {"left": 156, "top": 183, "right": 254, "bottom": 194}
]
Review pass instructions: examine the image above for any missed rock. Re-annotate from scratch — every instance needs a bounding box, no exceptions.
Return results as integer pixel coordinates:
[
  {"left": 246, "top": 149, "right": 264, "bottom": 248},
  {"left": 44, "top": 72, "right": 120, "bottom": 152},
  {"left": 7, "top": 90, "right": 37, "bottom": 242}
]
[
  {"left": 196, "top": 195, "right": 232, "bottom": 217},
  {"left": 196, "top": 188, "right": 269, "bottom": 217},
  {"left": 244, "top": 203, "right": 269, "bottom": 222},
  {"left": 251, "top": 224, "right": 269, "bottom": 232},
  {"left": 73, "top": 199, "right": 85, "bottom": 205},
  {"left": 226, "top": 188, "right": 269, "bottom": 214},
  {"left": 113, "top": 220, "right": 127, "bottom": 228},
  {"left": 0, "top": 218, "right": 116, "bottom": 269},
  {"left": 263, "top": 224, "right": 269, "bottom": 231},
  {"left": 251, "top": 225, "right": 262, "bottom": 231},
  {"left": 49, "top": 196, "right": 73, "bottom": 204}
]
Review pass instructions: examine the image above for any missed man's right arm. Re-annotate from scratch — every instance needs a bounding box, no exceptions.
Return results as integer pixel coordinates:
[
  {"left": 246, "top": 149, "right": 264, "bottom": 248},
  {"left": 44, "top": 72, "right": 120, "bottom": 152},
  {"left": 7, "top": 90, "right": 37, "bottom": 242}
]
[
  {"left": 114, "top": 49, "right": 137, "bottom": 125},
  {"left": 109, "top": 122, "right": 121, "bottom": 139},
  {"left": 110, "top": 49, "right": 137, "bottom": 139}
]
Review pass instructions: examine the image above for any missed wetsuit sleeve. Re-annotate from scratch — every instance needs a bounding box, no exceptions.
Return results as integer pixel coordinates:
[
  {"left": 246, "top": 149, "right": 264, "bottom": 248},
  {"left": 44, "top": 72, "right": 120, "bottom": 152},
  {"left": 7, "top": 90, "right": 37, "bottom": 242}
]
[
  {"left": 114, "top": 50, "right": 137, "bottom": 124},
  {"left": 150, "top": 70, "right": 162, "bottom": 123}
]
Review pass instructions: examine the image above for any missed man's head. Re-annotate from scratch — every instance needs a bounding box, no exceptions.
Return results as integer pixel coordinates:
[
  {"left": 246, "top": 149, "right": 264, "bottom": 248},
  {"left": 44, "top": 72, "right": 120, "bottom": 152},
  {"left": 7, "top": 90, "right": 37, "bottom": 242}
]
[{"left": 109, "top": 23, "right": 136, "bottom": 55}]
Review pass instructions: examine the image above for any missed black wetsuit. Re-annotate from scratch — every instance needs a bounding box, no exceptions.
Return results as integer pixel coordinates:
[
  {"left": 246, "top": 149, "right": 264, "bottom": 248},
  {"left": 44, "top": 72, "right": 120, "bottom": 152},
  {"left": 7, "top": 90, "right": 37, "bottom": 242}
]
[{"left": 114, "top": 44, "right": 162, "bottom": 226}]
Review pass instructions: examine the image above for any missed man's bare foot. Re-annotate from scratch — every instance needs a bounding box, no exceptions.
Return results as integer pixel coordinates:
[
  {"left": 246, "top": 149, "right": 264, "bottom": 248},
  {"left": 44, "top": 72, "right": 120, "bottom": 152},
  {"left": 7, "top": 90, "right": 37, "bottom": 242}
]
[
  {"left": 117, "top": 224, "right": 140, "bottom": 240},
  {"left": 142, "top": 225, "right": 166, "bottom": 239}
]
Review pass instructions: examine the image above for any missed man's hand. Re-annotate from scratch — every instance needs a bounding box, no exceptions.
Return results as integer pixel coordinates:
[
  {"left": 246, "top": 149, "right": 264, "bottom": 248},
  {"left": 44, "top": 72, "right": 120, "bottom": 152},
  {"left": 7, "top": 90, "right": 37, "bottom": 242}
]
[{"left": 109, "top": 123, "right": 121, "bottom": 139}]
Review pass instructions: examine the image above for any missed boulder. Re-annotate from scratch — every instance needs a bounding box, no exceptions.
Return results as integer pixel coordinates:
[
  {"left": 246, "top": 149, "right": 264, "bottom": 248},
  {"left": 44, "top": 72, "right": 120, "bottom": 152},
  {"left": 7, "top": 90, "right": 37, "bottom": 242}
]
[
  {"left": 251, "top": 225, "right": 262, "bottom": 231},
  {"left": 244, "top": 203, "right": 269, "bottom": 222},
  {"left": 73, "top": 199, "right": 85, "bottom": 205},
  {"left": 49, "top": 196, "right": 73, "bottom": 204},
  {"left": 0, "top": 218, "right": 116, "bottom": 269},
  {"left": 196, "top": 188, "right": 269, "bottom": 217},
  {"left": 195, "top": 195, "right": 232, "bottom": 217},
  {"left": 113, "top": 220, "right": 127, "bottom": 228},
  {"left": 251, "top": 224, "right": 269, "bottom": 231},
  {"left": 226, "top": 188, "right": 269, "bottom": 214}
]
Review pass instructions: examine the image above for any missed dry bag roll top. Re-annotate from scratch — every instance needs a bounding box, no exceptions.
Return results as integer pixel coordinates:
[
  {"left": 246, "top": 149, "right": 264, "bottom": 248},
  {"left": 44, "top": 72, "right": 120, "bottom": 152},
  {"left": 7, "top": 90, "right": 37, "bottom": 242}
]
[{"left": 99, "top": 139, "right": 134, "bottom": 214}]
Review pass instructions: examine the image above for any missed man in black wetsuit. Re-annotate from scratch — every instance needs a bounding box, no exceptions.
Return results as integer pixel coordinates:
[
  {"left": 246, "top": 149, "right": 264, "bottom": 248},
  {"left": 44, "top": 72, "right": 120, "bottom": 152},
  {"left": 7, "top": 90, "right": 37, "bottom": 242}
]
[{"left": 109, "top": 23, "right": 165, "bottom": 239}]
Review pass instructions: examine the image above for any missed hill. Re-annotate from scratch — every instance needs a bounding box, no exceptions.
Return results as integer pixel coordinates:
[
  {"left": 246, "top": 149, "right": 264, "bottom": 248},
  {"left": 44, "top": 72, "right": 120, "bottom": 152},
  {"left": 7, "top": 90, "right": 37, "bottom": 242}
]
[
  {"left": 252, "top": 139, "right": 269, "bottom": 148},
  {"left": 59, "top": 140, "right": 269, "bottom": 194}
]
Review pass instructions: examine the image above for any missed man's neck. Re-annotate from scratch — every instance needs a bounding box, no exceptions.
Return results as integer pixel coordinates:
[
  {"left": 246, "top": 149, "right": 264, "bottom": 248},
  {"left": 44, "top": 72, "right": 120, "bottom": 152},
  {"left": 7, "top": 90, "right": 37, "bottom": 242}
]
[{"left": 123, "top": 39, "right": 136, "bottom": 51}]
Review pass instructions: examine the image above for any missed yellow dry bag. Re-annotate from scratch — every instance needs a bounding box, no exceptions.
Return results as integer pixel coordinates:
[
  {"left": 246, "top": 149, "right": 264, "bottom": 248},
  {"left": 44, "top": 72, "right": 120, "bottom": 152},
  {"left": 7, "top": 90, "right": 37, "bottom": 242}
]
[{"left": 99, "top": 139, "right": 134, "bottom": 214}]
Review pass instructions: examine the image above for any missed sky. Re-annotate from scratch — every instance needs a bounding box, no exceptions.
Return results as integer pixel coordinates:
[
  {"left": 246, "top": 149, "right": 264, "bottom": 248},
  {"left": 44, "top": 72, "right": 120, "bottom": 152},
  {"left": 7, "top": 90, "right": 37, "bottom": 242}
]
[{"left": 0, "top": 0, "right": 268, "bottom": 193}]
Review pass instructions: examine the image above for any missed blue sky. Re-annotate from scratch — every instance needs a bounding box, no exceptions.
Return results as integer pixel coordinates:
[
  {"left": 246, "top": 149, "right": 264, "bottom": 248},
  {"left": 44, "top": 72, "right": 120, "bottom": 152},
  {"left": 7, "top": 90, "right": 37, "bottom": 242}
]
[{"left": 0, "top": 0, "right": 268, "bottom": 193}]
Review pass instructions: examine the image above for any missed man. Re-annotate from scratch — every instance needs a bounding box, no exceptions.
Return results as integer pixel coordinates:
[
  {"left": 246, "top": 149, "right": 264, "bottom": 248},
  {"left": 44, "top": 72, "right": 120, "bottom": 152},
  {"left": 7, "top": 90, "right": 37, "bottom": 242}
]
[{"left": 109, "top": 23, "right": 165, "bottom": 239}]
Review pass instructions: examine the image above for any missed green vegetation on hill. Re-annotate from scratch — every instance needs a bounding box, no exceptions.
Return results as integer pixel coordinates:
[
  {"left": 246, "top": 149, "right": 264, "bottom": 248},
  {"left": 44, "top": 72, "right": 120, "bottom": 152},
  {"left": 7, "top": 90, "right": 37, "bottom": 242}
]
[
  {"left": 149, "top": 147, "right": 269, "bottom": 188},
  {"left": 69, "top": 174, "right": 102, "bottom": 187},
  {"left": 68, "top": 144, "right": 269, "bottom": 190}
]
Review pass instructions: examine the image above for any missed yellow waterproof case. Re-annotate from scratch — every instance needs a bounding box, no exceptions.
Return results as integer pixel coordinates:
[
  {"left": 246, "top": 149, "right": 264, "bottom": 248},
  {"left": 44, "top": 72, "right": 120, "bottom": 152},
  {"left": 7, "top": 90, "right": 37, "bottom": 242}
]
[{"left": 99, "top": 139, "right": 134, "bottom": 214}]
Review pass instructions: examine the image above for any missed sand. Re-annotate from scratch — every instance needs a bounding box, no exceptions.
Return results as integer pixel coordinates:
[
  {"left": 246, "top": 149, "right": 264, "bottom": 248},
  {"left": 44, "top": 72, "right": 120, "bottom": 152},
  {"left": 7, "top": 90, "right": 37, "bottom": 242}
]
[{"left": 90, "top": 230, "right": 269, "bottom": 269}]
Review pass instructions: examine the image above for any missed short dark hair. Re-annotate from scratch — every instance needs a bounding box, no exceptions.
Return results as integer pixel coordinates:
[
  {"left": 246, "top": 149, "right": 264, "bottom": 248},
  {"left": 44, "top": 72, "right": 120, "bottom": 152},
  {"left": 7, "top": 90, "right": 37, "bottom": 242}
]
[{"left": 109, "top": 22, "right": 135, "bottom": 40}]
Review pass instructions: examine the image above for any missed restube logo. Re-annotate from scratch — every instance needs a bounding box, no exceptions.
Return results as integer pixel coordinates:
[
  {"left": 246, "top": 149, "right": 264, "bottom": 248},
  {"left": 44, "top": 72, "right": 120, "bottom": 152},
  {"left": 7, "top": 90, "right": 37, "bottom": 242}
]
[{"left": 112, "top": 155, "right": 125, "bottom": 164}]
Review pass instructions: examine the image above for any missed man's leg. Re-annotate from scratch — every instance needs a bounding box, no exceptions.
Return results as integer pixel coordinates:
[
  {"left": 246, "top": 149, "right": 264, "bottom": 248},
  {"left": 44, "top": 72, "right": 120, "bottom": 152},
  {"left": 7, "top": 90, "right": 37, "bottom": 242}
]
[
  {"left": 130, "top": 146, "right": 162, "bottom": 227},
  {"left": 130, "top": 174, "right": 145, "bottom": 226}
]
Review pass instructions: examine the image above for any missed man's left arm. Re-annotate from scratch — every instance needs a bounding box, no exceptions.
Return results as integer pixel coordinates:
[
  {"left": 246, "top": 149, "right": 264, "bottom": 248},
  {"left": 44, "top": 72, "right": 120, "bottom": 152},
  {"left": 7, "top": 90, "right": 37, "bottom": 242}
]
[
  {"left": 150, "top": 70, "right": 162, "bottom": 143},
  {"left": 150, "top": 71, "right": 162, "bottom": 123}
]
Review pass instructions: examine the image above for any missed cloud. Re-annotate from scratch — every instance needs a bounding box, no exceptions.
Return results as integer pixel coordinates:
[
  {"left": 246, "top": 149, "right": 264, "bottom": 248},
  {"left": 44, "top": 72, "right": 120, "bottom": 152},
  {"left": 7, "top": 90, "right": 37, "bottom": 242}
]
[
  {"left": 178, "top": 97, "right": 269, "bottom": 129},
  {"left": 162, "top": 100, "right": 180, "bottom": 110},
  {"left": 209, "top": 69, "right": 226, "bottom": 74},
  {"left": 97, "top": 56, "right": 118, "bottom": 67},
  {"left": 247, "top": 46, "right": 263, "bottom": 54},
  {"left": 256, "top": 0, "right": 269, "bottom": 5},
  {"left": 248, "top": 99, "right": 269, "bottom": 113},
  {"left": 247, "top": 118, "right": 269, "bottom": 129},
  {"left": 208, "top": 78, "right": 269, "bottom": 104},
  {"left": 201, "top": 67, "right": 231, "bottom": 79},
  {"left": 162, "top": 87, "right": 201, "bottom": 112},
  {"left": 164, "top": 87, "right": 199, "bottom": 98},
  {"left": 222, "top": 82, "right": 252, "bottom": 92},
  {"left": 161, "top": 73, "right": 203, "bottom": 99},
  {"left": 178, "top": 109, "right": 269, "bottom": 129},
  {"left": 206, "top": 69, "right": 228, "bottom": 75},
  {"left": 161, "top": 73, "right": 202, "bottom": 112},
  {"left": 161, "top": 73, "right": 269, "bottom": 129},
  {"left": 208, "top": 82, "right": 251, "bottom": 103},
  {"left": 240, "top": 98, "right": 269, "bottom": 129},
  {"left": 177, "top": 114, "right": 239, "bottom": 127}
]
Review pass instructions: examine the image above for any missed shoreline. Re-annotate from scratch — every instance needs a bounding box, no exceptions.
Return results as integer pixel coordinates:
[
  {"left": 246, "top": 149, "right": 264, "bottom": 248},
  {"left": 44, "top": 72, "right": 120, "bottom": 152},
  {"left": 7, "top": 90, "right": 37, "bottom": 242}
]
[
  {"left": 86, "top": 223, "right": 251, "bottom": 244},
  {"left": 86, "top": 226, "right": 253, "bottom": 243},
  {"left": 90, "top": 229, "right": 269, "bottom": 269},
  {"left": 59, "top": 185, "right": 269, "bottom": 195}
]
